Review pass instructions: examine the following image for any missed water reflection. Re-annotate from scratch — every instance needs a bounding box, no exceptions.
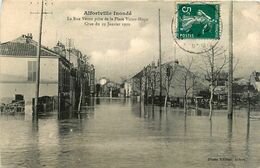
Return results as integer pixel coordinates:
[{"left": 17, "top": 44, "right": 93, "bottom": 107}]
[
  {"left": 181, "top": 114, "right": 185, "bottom": 137},
  {"left": 29, "top": 119, "right": 40, "bottom": 167},
  {"left": 1, "top": 99, "right": 260, "bottom": 168},
  {"left": 0, "top": 112, "right": 25, "bottom": 120},
  {"left": 226, "top": 119, "right": 235, "bottom": 167},
  {"left": 96, "top": 97, "right": 100, "bottom": 105},
  {"left": 209, "top": 120, "right": 212, "bottom": 137}
]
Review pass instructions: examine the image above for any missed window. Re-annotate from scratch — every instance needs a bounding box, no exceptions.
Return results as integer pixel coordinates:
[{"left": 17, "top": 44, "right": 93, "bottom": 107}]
[{"left": 28, "top": 61, "right": 36, "bottom": 81}]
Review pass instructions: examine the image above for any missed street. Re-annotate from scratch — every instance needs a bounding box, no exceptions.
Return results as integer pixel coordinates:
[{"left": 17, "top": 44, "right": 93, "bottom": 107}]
[{"left": 0, "top": 98, "right": 260, "bottom": 168}]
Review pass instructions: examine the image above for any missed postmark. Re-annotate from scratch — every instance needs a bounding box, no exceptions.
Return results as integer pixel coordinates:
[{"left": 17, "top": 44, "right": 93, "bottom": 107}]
[{"left": 171, "top": 2, "right": 222, "bottom": 54}]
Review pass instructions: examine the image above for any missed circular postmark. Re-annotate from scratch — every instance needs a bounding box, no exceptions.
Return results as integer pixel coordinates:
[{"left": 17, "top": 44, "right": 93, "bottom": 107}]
[{"left": 171, "top": 2, "right": 223, "bottom": 54}]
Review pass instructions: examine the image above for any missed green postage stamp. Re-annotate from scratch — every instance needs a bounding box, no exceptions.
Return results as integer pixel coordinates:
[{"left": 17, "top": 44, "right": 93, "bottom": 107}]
[{"left": 177, "top": 3, "right": 220, "bottom": 39}]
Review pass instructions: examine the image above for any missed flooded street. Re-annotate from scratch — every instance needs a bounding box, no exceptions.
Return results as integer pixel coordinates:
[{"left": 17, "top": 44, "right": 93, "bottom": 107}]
[{"left": 1, "top": 98, "right": 260, "bottom": 168}]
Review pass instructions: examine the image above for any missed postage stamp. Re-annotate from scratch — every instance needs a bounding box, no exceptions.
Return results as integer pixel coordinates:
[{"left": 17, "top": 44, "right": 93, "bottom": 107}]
[{"left": 177, "top": 3, "right": 220, "bottom": 39}]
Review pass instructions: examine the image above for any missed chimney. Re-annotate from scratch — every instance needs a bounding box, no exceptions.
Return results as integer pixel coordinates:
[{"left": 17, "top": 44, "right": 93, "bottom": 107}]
[
  {"left": 174, "top": 59, "right": 179, "bottom": 65},
  {"left": 25, "top": 33, "right": 33, "bottom": 43},
  {"left": 53, "top": 41, "right": 66, "bottom": 57}
]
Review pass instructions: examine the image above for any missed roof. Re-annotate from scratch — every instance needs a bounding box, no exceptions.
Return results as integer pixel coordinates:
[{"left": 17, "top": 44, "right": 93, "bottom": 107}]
[
  {"left": 0, "top": 35, "right": 60, "bottom": 57},
  {"left": 0, "top": 35, "right": 72, "bottom": 68},
  {"left": 0, "top": 42, "right": 59, "bottom": 57},
  {"left": 131, "top": 61, "right": 182, "bottom": 79}
]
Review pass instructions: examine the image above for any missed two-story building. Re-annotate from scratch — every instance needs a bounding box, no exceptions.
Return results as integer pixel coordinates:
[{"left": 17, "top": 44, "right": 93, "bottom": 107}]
[
  {"left": 0, "top": 34, "right": 72, "bottom": 112},
  {"left": 130, "top": 60, "right": 204, "bottom": 106}
]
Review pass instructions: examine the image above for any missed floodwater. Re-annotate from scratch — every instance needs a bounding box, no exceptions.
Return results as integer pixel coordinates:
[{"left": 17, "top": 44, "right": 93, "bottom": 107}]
[{"left": 0, "top": 98, "right": 260, "bottom": 168}]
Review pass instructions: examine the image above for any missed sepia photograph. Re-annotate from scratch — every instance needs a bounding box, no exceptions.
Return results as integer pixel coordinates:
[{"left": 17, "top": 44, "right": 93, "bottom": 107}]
[{"left": 0, "top": 0, "right": 260, "bottom": 167}]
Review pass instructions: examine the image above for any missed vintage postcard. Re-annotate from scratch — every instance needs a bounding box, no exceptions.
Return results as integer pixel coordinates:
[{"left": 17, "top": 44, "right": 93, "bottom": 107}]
[{"left": 0, "top": 0, "right": 260, "bottom": 168}]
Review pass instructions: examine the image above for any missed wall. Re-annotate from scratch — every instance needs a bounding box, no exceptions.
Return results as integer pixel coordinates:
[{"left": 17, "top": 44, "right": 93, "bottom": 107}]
[
  {"left": 124, "top": 81, "right": 132, "bottom": 97},
  {"left": 255, "top": 82, "right": 260, "bottom": 92},
  {"left": 0, "top": 56, "right": 58, "bottom": 82},
  {"left": 0, "top": 83, "right": 58, "bottom": 104},
  {"left": 0, "top": 56, "right": 59, "bottom": 104}
]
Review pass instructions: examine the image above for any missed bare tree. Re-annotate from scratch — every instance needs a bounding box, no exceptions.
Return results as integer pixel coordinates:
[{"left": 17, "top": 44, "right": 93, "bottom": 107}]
[
  {"left": 146, "top": 63, "right": 159, "bottom": 110},
  {"left": 200, "top": 45, "right": 228, "bottom": 120},
  {"left": 178, "top": 57, "right": 197, "bottom": 114},
  {"left": 142, "top": 63, "right": 159, "bottom": 107},
  {"left": 77, "top": 55, "right": 91, "bottom": 112},
  {"left": 162, "top": 62, "right": 177, "bottom": 108}
]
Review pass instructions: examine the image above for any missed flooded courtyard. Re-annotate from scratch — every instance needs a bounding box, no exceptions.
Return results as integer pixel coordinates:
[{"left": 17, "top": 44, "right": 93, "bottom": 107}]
[{"left": 0, "top": 98, "right": 260, "bottom": 168}]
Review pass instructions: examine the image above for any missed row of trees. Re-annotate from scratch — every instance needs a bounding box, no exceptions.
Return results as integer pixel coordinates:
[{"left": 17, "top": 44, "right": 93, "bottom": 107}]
[
  {"left": 138, "top": 44, "right": 232, "bottom": 120},
  {"left": 76, "top": 54, "right": 94, "bottom": 112}
]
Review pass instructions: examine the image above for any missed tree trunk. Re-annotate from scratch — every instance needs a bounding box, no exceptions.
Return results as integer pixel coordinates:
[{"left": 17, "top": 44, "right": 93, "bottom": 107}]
[
  {"left": 184, "top": 96, "right": 187, "bottom": 115},
  {"left": 78, "top": 82, "right": 83, "bottom": 112},
  {"left": 164, "top": 94, "right": 168, "bottom": 108},
  {"left": 209, "top": 47, "right": 214, "bottom": 120},
  {"left": 209, "top": 85, "right": 213, "bottom": 120},
  {"left": 152, "top": 90, "right": 154, "bottom": 111}
]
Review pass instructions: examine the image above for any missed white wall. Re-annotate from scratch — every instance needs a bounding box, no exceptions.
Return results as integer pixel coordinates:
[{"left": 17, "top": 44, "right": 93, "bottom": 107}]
[
  {"left": 0, "top": 56, "right": 58, "bottom": 82},
  {"left": 0, "top": 56, "right": 59, "bottom": 104},
  {"left": 124, "top": 82, "right": 132, "bottom": 97},
  {"left": 0, "top": 83, "right": 58, "bottom": 104},
  {"left": 256, "top": 82, "right": 260, "bottom": 91}
]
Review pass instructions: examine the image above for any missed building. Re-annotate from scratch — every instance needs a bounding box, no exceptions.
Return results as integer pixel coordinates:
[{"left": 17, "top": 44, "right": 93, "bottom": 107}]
[
  {"left": 53, "top": 41, "right": 96, "bottom": 109},
  {"left": 0, "top": 34, "right": 95, "bottom": 112},
  {"left": 123, "top": 79, "right": 132, "bottom": 97},
  {"left": 98, "top": 77, "right": 121, "bottom": 97},
  {"left": 250, "top": 71, "right": 260, "bottom": 92},
  {"left": 130, "top": 60, "right": 206, "bottom": 106}
]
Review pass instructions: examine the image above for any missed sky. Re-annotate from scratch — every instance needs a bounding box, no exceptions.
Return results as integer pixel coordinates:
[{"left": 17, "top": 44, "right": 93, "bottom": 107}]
[{"left": 0, "top": 0, "right": 259, "bottom": 82}]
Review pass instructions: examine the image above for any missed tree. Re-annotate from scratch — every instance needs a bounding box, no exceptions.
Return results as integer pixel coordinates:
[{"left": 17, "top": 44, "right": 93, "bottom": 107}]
[
  {"left": 178, "top": 57, "right": 197, "bottom": 114},
  {"left": 77, "top": 54, "right": 91, "bottom": 112},
  {"left": 143, "top": 63, "right": 159, "bottom": 107},
  {"left": 200, "top": 45, "right": 228, "bottom": 120},
  {"left": 146, "top": 62, "right": 159, "bottom": 110},
  {"left": 162, "top": 62, "right": 177, "bottom": 108}
]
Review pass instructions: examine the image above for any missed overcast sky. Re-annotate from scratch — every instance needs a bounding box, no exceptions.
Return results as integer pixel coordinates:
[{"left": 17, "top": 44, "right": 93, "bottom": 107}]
[{"left": 1, "top": 0, "right": 259, "bottom": 82}]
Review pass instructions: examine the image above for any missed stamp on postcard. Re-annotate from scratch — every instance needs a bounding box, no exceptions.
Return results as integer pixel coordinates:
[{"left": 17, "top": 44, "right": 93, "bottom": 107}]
[
  {"left": 176, "top": 3, "right": 220, "bottom": 39},
  {"left": 171, "top": 2, "right": 222, "bottom": 54}
]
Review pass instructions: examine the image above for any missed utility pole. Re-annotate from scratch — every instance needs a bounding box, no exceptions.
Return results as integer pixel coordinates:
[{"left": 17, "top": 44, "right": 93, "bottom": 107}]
[
  {"left": 31, "top": 0, "right": 53, "bottom": 118},
  {"left": 144, "top": 67, "right": 147, "bottom": 105},
  {"left": 67, "top": 38, "right": 73, "bottom": 61},
  {"left": 139, "top": 75, "right": 142, "bottom": 103},
  {"left": 247, "top": 81, "right": 251, "bottom": 129},
  {"left": 228, "top": 1, "right": 233, "bottom": 119},
  {"left": 34, "top": 0, "right": 44, "bottom": 118},
  {"left": 158, "top": 9, "right": 162, "bottom": 107}
]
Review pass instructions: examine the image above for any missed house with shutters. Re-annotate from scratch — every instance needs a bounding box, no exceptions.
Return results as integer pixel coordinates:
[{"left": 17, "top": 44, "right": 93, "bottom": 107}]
[{"left": 0, "top": 34, "right": 73, "bottom": 112}]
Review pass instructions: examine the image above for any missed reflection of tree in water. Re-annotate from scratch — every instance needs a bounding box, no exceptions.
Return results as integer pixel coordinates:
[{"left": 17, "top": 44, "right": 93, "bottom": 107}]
[
  {"left": 209, "top": 120, "right": 212, "bottom": 137},
  {"left": 244, "top": 117, "right": 251, "bottom": 167},
  {"left": 96, "top": 97, "right": 100, "bottom": 105},
  {"left": 57, "top": 118, "right": 85, "bottom": 167},
  {"left": 28, "top": 119, "right": 41, "bottom": 167},
  {"left": 225, "top": 119, "right": 236, "bottom": 167}
]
